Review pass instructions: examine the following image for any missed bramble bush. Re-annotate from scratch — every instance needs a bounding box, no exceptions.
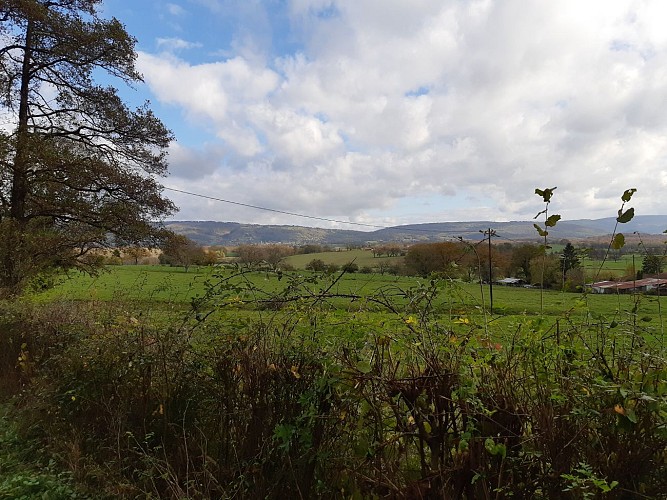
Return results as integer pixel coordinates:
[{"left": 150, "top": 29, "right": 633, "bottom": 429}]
[
  {"left": 1, "top": 267, "right": 665, "bottom": 498},
  {"left": 0, "top": 189, "right": 665, "bottom": 498}
]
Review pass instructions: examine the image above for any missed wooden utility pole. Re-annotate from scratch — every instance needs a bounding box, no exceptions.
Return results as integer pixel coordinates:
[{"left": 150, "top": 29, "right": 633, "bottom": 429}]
[{"left": 481, "top": 228, "right": 497, "bottom": 314}]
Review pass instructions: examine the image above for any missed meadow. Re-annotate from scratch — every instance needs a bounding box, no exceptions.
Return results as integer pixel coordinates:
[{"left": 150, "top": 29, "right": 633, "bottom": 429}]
[
  {"left": 283, "top": 248, "right": 404, "bottom": 270},
  {"left": 33, "top": 264, "right": 667, "bottom": 325},
  {"left": 1, "top": 261, "right": 666, "bottom": 498}
]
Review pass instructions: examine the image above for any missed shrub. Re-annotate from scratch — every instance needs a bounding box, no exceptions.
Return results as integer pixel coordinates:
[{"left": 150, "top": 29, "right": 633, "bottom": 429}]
[
  {"left": 3, "top": 268, "right": 667, "bottom": 498},
  {"left": 341, "top": 262, "right": 358, "bottom": 273},
  {"left": 305, "top": 259, "right": 326, "bottom": 271},
  {"left": 326, "top": 263, "right": 340, "bottom": 273}
]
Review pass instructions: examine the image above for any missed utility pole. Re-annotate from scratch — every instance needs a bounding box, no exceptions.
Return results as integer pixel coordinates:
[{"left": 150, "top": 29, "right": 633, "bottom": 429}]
[{"left": 480, "top": 228, "right": 497, "bottom": 314}]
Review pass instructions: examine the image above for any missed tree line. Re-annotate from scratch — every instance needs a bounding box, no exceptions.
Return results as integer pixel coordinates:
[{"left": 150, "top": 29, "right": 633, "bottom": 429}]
[{"left": 155, "top": 236, "right": 665, "bottom": 288}]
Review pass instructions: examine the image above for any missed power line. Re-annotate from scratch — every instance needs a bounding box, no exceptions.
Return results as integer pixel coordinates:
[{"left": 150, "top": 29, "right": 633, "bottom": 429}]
[
  {"left": 164, "top": 187, "right": 385, "bottom": 229},
  {"left": 165, "top": 187, "right": 547, "bottom": 243},
  {"left": 164, "top": 186, "right": 484, "bottom": 235}
]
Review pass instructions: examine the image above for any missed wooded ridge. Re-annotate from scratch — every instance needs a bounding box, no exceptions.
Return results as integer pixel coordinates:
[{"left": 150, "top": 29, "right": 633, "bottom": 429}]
[{"left": 163, "top": 215, "right": 667, "bottom": 246}]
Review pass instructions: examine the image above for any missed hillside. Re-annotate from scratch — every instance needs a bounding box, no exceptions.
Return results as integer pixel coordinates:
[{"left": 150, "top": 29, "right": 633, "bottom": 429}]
[{"left": 162, "top": 215, "right": 667, "bottom": 246}]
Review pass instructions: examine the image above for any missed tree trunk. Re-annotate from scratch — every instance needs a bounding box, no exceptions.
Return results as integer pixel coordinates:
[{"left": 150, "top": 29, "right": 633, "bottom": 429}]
[
  {"left": 11, "top": 18, "right": 33, "bottom": 223},
  {"left": 2, "top": 18, "right": 33, "bottom": 289}
]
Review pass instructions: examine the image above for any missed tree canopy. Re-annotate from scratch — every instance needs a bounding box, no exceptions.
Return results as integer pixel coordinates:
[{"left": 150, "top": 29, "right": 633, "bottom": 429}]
[
  {"left": 0, "top": 0, "right": 175, "bottom": 292},
  {"left": 404, "top": 242, "right": 466, "bottom": 277},
  {"left": 159, "top": 234, "right": 209, "bottom": 272},
  {"left": 642, "top": 254, "right": 665, "bottom": 275},
  {"left": 560, "top": 242, "right": 581, "bottom": 274}
]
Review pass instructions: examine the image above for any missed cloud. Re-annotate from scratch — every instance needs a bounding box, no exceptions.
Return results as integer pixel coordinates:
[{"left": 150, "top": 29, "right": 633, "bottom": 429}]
[
  {"left": 166, "top": 3, "right": 187, "bottom": 16},
  {"left": 138, "top": 0, "right": 667, "bottom": 226},
  {"left": 166, "top": 142, "right": 226, "bottom": 180},
  {"left": 156, "top": 37, "right": 202, "bottom": 52},
  {"left": 138, "top": 52, "right": 279, "bottom": 129}
]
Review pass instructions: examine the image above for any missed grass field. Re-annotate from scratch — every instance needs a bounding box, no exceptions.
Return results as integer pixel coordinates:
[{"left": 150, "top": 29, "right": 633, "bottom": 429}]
[
  {"left": 285, "top": 247, "right": 648, "bottom": 280},
  {"left": 584, "top": 254, "right": 641, "bottom": 277},
  {"left": 283, "top": 248, "right": 402, "bottom": 269},
  {"left": 31, "top": 265, "right": 667, "bottom": 331}
]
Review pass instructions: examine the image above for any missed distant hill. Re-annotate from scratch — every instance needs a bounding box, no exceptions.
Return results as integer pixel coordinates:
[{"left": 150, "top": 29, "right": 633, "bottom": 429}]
[{"left": 162, "top": 216, "right": 667, "bottom": 247}]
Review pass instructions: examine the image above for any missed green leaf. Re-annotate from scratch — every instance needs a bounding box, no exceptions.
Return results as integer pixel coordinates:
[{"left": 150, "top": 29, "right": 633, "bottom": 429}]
[
  {"left": 621, "top": 188, "right": 637, "bottom": 202},
  {"left": 535, "top": 186, "right": 557, "bottom": 203},
  {"left": 611, "top": 233, "right": 625, "bottom": 250},
  {"left": 545, "top": 214, "right": 561, "bottom": 227},
  {"left": 533, "top": 224, "right": 548, "bottom": 237},
  {"left": 616, "top": 207, "right": 635, "bottom": 224},
  {"left": 625, "top": 408, "right": 638, "bottom": 424},
  {"left": 484, "top": 438, "right": 507, "bottom": 459},
  {"left": 356, "top": 360, "right": 372, "bottom": 374}
]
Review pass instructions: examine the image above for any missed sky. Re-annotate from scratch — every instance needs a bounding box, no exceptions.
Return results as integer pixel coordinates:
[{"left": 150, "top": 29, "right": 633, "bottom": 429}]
[{"left": 100, "top": 0, "right": 667, "bottom": 229}]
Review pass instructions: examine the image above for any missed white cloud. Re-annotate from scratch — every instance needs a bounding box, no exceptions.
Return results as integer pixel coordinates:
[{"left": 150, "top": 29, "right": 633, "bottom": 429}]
[
  {"left": 166, "top": 3, "right": 187, "bottom": 16},
  {"left": 156, "top": 37, "right": 202, "bottom": 52},
  {"left": 137, "top": 0, "right": 667, "bottom": 226}
]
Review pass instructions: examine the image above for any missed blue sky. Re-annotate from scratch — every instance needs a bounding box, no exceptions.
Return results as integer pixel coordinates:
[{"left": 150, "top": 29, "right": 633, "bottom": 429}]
[{"left": 99, "top": 0, "right": 667, "bottom": 228}]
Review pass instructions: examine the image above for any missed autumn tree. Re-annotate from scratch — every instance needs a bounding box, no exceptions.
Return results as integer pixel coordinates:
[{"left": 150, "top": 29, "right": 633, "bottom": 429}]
[
  {"left": 263, "top": 244, "right": 294, "bottom": 270},
  {"left": 529, "top": 254, "right": 561, "bottom": 289},
  {"left": 125, "top": 246, "right": 150, "bottom": 265},
  {"left": 306, "top": 259, "right": 326, "bottom": 272},
  {"left": 509, "top": 244, "right": 543, "bottom": 283},
  {"left": 404, "top": 242, "right": 464, "bottom": 277},
  {"left": 159, "top": 234, "right": 207, "bottom": 272},
  {"left": 0, "top": 1, "right": 175, "bottom": 292},
  {"left": 236, "top": 244, "right": 266, "bottom": 268}
]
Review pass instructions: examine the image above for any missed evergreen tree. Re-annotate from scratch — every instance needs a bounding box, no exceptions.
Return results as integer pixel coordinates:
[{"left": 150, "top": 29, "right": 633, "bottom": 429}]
[
  {"left": 560, "top": 242, "right": 580, "bottom": 274},
  {"left": 642, "top": 254, "right": 665, "bottom": 275},
  {"left": 0, "top": 1, "right": 175, "bottom": 291}
]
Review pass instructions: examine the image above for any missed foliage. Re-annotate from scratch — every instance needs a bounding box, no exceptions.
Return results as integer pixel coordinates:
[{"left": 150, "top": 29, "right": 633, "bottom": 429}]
[
  {"left": 642, "top": 254, "right": 665, "bottom": 275},
  {"left": 561, "top": 242, "right": 581, "bottom": 274},
  {"left": 0, "top": 0, "right": 174, "bottom": 293},
  {"left": 285, "top": 248, "right": 402, "bottom": 272},
  {"left": 372, "top": 243, "right": 404, "bottom": 257},
  {"left": 124, "top": 246, "right": 150, "bottom": 266},
  {"left": 159, "top": 234, "right": 209, "bottom": 271},
  {"left": 529, "top": 253, "right": 561, "bottom": 288},
  {"left": 235, "top": 244, "right": 294, "bottom": 269},
  {"left": 404, "top": 241, "right": 468, "bottom": 277},
  {"left": 305, "top": 258, "right": 327, "bottom": 272},
  {"left": 2, "top": 267, "right": 666, "bottom": 498},
  {"left": 2, "top": 186, "right": 666, "bottom": 498},
  {"left": 0, "top": 405, "right": 90, "bottom": 499},
  {"left": 341, "top": 261, "right": 358, "bottom": 273},
  {"left": 509, "top": 243, "right": 542, "bottom": 282}
]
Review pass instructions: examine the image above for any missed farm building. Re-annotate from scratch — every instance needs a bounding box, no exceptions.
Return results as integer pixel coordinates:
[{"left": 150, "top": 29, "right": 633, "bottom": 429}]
[
  {"left": 496, "top": 277, "right": 526, "bottom": 286},
  {"left": 588, "top": 278, "right": 667, "bottom": 294}
]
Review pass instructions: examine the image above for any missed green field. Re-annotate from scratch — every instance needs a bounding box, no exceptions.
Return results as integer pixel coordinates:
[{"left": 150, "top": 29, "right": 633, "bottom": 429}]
[
  {"left": 584, "top": 254, "right": 641, "bottom": 278},
  {"left": 283, "top": 248, "right": 403, "bottom": 269},
  {"left": 31, "top": 265, "right": 667, "bottom": 328},
  {"left": 286, "top": 248, "right": 647, "bottom": 281}
]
